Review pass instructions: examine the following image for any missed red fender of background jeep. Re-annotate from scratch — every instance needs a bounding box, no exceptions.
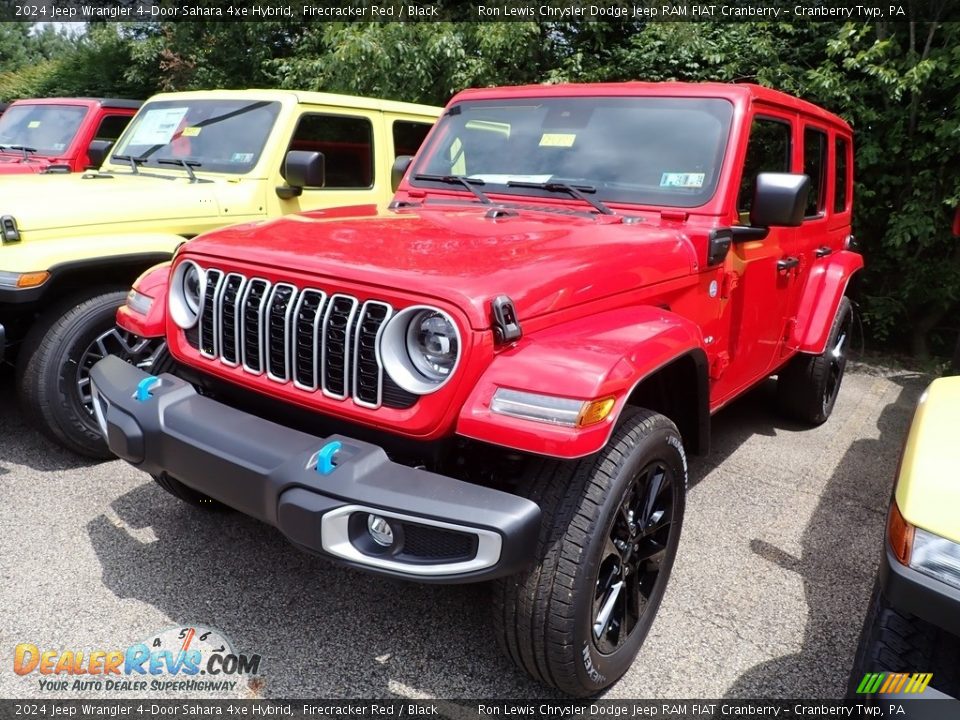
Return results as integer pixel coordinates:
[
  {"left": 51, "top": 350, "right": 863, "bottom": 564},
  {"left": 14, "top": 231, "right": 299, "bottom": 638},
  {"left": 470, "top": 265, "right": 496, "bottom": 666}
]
[
  {"left": 790, "top": 250, "right": 863, "bottom": 354},
  {"left": 457, "top": 306, "right": 707, "bottom": 459},
  {"left": 116, "top": 262, "right": 170, "bottom": 337}
]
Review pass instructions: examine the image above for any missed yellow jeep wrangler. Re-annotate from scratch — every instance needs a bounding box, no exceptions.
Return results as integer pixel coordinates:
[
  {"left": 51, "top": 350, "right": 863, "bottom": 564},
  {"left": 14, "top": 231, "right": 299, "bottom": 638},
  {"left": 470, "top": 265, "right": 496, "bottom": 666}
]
[
  {"left": 0, "top": 89, "right": 440, "bottom": 457},
  {"left": 849, "top": 376, "right": 960, "bottom": 699}
]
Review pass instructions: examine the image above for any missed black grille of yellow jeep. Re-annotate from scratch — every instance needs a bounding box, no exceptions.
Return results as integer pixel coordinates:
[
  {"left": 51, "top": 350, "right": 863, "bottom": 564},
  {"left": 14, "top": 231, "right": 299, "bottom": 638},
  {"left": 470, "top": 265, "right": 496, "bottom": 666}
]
[{"left": 184, "top": 269, "right": 416, "bottom": 409}]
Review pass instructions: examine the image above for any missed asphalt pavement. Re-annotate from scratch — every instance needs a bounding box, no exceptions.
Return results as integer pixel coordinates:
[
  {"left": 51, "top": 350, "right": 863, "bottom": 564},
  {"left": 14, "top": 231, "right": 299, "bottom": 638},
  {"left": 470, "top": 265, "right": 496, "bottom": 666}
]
[{"left": 0, "top": 363, "right": 927, "bottom": 700}]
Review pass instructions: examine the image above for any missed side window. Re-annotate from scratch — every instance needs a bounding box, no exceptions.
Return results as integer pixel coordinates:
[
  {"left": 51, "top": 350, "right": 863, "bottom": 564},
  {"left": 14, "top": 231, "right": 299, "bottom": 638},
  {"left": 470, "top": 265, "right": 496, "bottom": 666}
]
[
  {"left": 803, "top": 127, "right": 828, "bottom": 217},
  {"left": 392, "top": 120, "right": 431, "bottom": 158},
  {"left": 834, "top": 136, "right": 849, "bottom": 213},
  {"left": 737, "top": 117, "right": 792, "bottom": 216},
  {"left": 94, "top": 115, "right": 132, "bottom": 142},
  {"left": 285, "top": 114, "right": 373, "bottom": 188}
]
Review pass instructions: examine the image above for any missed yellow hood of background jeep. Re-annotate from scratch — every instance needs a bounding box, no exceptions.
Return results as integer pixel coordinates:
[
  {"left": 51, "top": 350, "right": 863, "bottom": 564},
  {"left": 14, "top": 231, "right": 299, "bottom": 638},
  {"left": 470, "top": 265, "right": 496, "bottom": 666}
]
[
  {"left": 895, "top": 375, "right": 960, "bottom": 543},
  {"left": 0, "top": 172, "right": 245, "bottom": 234}
]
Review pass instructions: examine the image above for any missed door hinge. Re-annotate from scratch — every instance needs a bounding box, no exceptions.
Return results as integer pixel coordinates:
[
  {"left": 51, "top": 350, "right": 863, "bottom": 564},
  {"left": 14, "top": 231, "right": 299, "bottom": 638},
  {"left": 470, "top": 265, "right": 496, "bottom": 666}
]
[
  {"left": 721, "top": 271, "right": 739, "bottom": 299},
  {"left": 710, "top": 351, "right": 730, "bottom": 380}
]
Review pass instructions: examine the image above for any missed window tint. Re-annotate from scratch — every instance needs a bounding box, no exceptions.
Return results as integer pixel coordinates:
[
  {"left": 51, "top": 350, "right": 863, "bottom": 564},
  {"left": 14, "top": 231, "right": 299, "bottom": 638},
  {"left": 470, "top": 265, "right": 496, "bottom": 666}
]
[
  {"left": 834, "top": 136, "right": 849, "bottom": 213},
  {"left": 286, "top": 114, "right": 373, "bottom": 188},
  {"left": 94, "top": 115, "right": 132, "bottom": 142},
  {"left": 392, "top": 120, "right": 431, "bottom": 158},
  {"left": 737, "top": 118, "right": 792, "bottom": 215},
  {"left": 804, "top": 127, "right": 828, "bottom": 217}
]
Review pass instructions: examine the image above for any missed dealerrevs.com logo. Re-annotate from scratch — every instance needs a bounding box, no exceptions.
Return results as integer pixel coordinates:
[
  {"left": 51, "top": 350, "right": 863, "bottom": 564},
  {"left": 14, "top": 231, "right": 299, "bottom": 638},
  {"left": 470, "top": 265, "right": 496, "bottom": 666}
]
[{"left": 13, "top": 625, "right": 262, "bottom": 694}]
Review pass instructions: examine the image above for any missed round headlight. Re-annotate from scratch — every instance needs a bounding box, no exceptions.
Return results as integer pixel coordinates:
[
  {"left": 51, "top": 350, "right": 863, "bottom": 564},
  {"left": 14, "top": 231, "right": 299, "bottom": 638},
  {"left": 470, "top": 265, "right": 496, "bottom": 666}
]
[
  {"left": 168, "top": 259, "right": 206, "bottom": 329},
  {"left": 380, "top": 306, "right": 461, "bottom": 395},
  {"left": 406, "top": 310, "right": 458, "bottom": 381}
]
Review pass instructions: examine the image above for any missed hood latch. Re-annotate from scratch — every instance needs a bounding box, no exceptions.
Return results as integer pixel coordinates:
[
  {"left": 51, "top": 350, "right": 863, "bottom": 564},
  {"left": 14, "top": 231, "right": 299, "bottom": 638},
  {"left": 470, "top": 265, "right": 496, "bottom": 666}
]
[{"left": 491, "top": 295, "right": 522, "bottom": 344}]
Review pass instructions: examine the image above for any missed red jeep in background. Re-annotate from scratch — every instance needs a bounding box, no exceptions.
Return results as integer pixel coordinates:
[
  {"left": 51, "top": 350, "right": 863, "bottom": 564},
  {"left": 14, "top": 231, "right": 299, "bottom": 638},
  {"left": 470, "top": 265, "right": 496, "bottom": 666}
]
[
  {"left": 0, "top": 97, "right": 140, "bottom": 174},
  {"left": 90, "top": 82, "right": 861, "bottom": 695}
]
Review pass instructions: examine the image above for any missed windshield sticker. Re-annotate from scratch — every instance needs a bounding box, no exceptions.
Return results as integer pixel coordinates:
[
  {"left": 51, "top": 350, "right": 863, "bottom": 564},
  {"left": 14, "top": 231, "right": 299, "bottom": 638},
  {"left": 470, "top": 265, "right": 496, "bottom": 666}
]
[
  {"left": 231, "top": 152, "right": 254, "bottom": 164},
  {"left": 539, "top": 133, "right": 576, "bottom": 148},
  {"left": 127, "top": 107, "right": 189, "bottom": 146},
  {"left": 27, "top": 120, "right": 41, "bottom": 129},
  {"left": 180, "top": 126, "right": 201, "bottom": 137},
  {"left": 660, "top": 172, "right": 705, "bottom": 189}
]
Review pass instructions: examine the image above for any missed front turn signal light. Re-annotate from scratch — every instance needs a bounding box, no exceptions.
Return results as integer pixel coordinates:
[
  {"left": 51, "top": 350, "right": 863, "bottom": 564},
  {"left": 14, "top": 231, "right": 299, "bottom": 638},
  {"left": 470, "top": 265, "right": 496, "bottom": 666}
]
[
  {"left": 887, "top": 502, "right": 914, "bottom": 566},
  {"left": 16, "top": 271, "right": 50, "bottom": 288},
  {"left": 577, "top": 397, "right": 617, "bottom": 428}
]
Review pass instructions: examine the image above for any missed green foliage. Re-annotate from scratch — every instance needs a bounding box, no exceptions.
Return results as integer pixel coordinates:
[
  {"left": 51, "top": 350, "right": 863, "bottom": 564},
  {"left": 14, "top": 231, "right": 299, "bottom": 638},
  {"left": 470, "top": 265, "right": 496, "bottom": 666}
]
[
  {"left": 267, "top": 22, "right": 545, "bottom": 105},
  {"left": 0, "top": 25, "right": 149, "bottom": 101}
]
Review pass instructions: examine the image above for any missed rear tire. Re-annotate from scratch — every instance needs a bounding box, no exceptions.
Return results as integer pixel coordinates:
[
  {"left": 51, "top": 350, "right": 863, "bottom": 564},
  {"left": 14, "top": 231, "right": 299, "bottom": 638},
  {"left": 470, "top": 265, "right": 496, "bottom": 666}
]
[
  {"left": 492, "top": 409, "right": 687, "bottom": 696},
  {"left": 777, "top": 296, "right": 853, "bottom": 425}
]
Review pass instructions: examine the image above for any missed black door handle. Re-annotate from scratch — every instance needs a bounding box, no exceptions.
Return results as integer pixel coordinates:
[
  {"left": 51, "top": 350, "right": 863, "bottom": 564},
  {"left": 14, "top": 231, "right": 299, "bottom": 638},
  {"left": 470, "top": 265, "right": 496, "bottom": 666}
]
[
  {"left": 777, "top": 256, "right": 800, "bottom": 273},
  {"left": 815, "top": 246, "right": 833, "bottom": 258}
]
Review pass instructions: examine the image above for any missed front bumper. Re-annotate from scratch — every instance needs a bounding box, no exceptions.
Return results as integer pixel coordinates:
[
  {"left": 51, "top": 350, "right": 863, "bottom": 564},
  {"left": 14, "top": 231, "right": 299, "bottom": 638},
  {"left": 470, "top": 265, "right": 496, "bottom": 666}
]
[
  {"left": 880, "top": 543, "right": 960, "bottom": 638},
  {"left": 89, "top": 356, "right": 540, "bottom": 583}
]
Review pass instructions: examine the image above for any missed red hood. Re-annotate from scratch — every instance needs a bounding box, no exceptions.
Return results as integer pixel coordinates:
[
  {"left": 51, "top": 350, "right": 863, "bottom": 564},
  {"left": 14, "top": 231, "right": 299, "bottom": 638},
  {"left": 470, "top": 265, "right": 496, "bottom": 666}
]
[{"left": 184, "top": 206, "right": 700, "bottom": 329}]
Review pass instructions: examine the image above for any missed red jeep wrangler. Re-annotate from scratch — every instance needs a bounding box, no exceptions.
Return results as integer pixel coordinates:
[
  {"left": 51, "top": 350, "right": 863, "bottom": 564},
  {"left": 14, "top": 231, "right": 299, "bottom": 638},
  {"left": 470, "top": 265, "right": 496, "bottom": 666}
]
[
  {"left": 0, "top": 97, "right": 140, "bottom": 174},
  {"left": 90, "top": 82, "right": 861, "bottom": 695}
]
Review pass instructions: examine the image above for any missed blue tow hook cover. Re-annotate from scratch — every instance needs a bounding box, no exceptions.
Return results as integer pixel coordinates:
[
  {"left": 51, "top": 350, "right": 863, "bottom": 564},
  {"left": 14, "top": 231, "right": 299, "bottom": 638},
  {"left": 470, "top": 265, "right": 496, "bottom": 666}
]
[
  {"left": 135, "top": 376, "right": 161, "bottom": 402},
  {"left": 316, "top": 441, "right": 342, "bottom": 475}
]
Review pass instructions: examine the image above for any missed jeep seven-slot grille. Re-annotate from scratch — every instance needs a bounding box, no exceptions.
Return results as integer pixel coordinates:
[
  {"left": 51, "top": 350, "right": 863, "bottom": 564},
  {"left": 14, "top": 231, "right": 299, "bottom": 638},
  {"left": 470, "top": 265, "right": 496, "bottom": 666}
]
[{"left": 186, "top": 269, "right": 416, "bottom": 410}]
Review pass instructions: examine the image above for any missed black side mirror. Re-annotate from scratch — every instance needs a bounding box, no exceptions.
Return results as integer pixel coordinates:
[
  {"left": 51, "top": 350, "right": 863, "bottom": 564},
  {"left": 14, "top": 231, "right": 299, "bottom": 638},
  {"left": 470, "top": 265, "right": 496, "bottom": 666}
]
[
  {"left": 278, "top": 150, "right": 325, "bottom": 199},
  {"left": 87, "top": 139, "right": 113, "bottom": 169},
  {"left": 391, "top": 155, "right": 413, "bottom": 193},
  {"left": 750, "top": 172, "right": 810, "bottom": 228}
]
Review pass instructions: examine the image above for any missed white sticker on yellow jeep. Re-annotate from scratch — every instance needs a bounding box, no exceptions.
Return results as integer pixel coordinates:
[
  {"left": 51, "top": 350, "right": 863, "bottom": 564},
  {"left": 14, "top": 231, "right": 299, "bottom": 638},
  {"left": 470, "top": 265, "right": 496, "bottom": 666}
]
[
  {"left": 660, "top": 172, "right": 705, "bottom": 188},
  {"left": 27, "top": 120, "right": 41, "bottom": 129},
  {"left": 127, "top": 107, "right": 189, "bottom": 147},
  {"left": 539, "top": 133, "right": 576, "bottom": 148}
]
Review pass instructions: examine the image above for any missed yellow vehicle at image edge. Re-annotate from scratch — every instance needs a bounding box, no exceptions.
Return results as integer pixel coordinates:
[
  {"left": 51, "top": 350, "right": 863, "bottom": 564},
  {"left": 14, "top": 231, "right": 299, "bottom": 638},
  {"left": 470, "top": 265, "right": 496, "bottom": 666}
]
[
  {"left": 0, "top": 89, "right": 440, "bottom": 457},
  {"left": 849, "top": 376, "right": 960, "bottom": 699}
]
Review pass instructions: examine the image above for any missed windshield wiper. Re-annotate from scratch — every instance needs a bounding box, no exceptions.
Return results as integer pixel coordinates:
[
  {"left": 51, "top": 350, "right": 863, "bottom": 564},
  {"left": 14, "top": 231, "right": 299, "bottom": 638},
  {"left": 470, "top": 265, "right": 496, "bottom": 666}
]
[
  {"left": 506, "top": 180, "right": 615, "bottom": 216},
  {"left": 111, "top": 153, "right": 146, "bottom": 174},
  {"left": 413, "top": 173, "right": 492, "bottom": 205},
  {"left": 0, "top": 144, "right": 37, "bottom": 160},
  {"left": 158, "top": 158, "right": 202, "bottom": 183}
]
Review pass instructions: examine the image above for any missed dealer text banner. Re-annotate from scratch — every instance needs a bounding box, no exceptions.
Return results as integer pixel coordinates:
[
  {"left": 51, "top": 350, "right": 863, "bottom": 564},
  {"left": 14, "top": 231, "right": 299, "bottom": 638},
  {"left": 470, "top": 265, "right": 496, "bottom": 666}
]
[
  {"left": 3, "top": 700, "right": 960, "bottom": 720},
  {"left": 0, "top": 0, "right": 955, "bottom": 23}
]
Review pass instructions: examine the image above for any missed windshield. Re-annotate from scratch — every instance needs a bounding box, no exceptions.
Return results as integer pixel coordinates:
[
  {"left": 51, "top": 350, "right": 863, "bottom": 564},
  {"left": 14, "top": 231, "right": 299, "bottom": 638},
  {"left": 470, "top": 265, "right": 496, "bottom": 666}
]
[
  {"left": 412, "top": 96, "right": 734, "bottom": 208},
  {"left": 0, "top": 104, "right": 88, "bottom": 156},
  {"left": 110, "top": 99, "right": 281, "bottom": 174}
]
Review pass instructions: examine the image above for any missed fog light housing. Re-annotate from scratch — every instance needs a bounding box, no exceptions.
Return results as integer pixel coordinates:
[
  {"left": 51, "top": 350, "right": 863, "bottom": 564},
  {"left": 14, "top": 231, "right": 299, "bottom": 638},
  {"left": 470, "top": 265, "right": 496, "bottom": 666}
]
[{"left": 367, "top": 514, "right": 394, "bottom": 547}]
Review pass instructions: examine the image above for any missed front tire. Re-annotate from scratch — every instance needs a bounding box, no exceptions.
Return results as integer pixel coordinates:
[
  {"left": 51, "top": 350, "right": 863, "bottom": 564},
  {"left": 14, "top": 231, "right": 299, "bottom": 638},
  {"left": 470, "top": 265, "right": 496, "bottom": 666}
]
[
  {"left": 777, "top": 296, "right": 853, "bottom": 425},
  {"left": 847, "top": 580, "right": 960, "bottom": 698},
  {"left": 492, "top": 409, "right": 687, "bottom": 696},
  {"left": 16, "top": 289, "right": 166, "bottom": 459}
]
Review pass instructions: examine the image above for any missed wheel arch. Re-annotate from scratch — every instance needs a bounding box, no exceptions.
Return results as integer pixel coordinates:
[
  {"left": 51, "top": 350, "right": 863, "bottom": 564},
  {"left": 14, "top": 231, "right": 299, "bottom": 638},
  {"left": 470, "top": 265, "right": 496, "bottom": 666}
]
[
  {"left": 792, "top": 249, "right": 863, "bottom": 355},
  {"left": 621, "top": 348, "right": 710, "bottom": 456}
]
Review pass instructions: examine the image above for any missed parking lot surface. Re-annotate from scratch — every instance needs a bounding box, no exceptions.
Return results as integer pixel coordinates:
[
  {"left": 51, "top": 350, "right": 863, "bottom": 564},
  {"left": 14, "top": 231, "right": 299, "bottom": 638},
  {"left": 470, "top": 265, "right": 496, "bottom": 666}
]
[{"left": 0, "top": 364, "right": 926, "bottom": 699}]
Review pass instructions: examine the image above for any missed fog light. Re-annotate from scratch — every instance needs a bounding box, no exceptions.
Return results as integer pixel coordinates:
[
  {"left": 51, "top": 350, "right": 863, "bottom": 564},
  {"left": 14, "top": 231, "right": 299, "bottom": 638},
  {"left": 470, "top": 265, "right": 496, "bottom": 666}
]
[{"left": 367, "top": 515, "right": 394, "bottom": 547}]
